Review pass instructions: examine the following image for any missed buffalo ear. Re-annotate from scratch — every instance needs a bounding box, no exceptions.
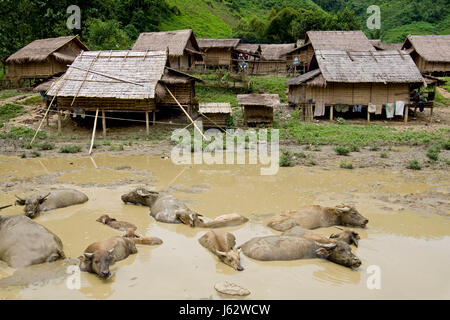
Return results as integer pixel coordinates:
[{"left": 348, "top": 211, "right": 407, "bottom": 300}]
[
  {"left": 315, "top": 247, "right": 331, "bottom": 259},
  {"left": 38, "top": 193, "right": 51, "bottom": 204},
  {"left": 15, "top": 195, "right": 26, "bottom": 206},
  {"left": 215, "top": 250, "right": 227, "bottom": 257},
  {"left": 351, "top": 235, "right": 359, "bottom": 247},
  {"left": 83, "top": 253, "right": 94, "bottom": 259}
]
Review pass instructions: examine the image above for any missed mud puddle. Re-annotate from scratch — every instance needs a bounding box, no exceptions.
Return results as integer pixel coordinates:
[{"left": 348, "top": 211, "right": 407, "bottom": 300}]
[{"left": 0, "top": 154, "right": 449, "bottom": 299}]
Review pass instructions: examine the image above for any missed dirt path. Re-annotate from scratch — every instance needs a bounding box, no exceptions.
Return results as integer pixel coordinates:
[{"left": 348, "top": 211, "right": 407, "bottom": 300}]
[
  {"left": 0, "top": 92, "right": 36, "bottom": 107},
  {"left": 437, "top": 87, "right": 450, "bottom": 99}
]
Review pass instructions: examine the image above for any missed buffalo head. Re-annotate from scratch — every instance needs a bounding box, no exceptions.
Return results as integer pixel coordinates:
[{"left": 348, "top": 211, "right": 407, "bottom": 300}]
[
  {"left": 216, "top": 248, "right": 244, "bottom": 271},
  {"left": 330, "top": 227, "right": 360, "bottom": 247},
  {"left": 15, "top": 193, "right": 50, "bottom": 219},
  {"left": 336, "top": 205, "right": 368, "bottom": 228},
  {"left": 79, "top": 249, "right": 115, "bottom": 279},
  {"left": 121, "top": 188, "right": 159, "bottom": 207},
  {"left": 315, "top": 241, "right": 361, "bottom": 268}
]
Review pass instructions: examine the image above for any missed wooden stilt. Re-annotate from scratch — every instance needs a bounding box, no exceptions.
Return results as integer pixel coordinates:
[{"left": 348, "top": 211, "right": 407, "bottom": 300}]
[
  {"left": 404, "top": 106, "right": 409, "bottom": 123},
  {"left": 429, "top": 107, "right": 433, "bottom": 123},
  {"left": 57, "top": 109, "right": 62, "bottom": 134},
  {"left": 367, "top": 107, "right": 370, "bottom": 123},
  {"left": 329, "top": 105, "right": 334, "bottom": 121},
  {"left": 153, "top": 111, "right": 156, "bottom": 125},
  {"left": 145, "top": 111, "right": 150, "bottom": 134},
  {"left": 102, "top": 110, "right": 106, "bottom": 138},
  {"left": 89, "top": 109, "right": 99, "bottom": 155}
]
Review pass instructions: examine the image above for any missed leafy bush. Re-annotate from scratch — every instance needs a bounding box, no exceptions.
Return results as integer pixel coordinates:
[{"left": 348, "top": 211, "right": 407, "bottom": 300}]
[
  {"left": 59, "top": 145, "right": 82, "bottom": 153},
  {"left": 340, "top": 161, "right": 354, "bottom": 169},
  {"left": 407, "top": 160, "right": 422, "bottom": 170},
  {"left": 280, "top": 150, "right": 295, "bottom": 167},
  {"left": 334, "top": 146, "right": 350, "bottom": 156},
  {"left": 380, "top": 152, "right": 389, "bottom": 159},
  {"left": 37, "top": 142, "right": 55, "bottom": 150},
  {"left": 426, "top": 145, "right": 440, "bottom": 161}
]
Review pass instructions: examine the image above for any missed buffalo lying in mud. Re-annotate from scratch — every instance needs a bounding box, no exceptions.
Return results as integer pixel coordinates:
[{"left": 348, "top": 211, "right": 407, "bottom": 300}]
[
  {"left": 79, "top": 236, "right": 138, "bottom": 278},
  {"left": 121, "top": 187, "right": 198, "bottom": 224},
  {"left": 199, "top": 230, "right": 244, "bottom": 271},
  {"left": 0, "top": 215, "right": 65, "bottom": 268},
  {"left": 282, "top": 226, "right": 360, "bottom": 247},
  {"left": 239, "top": 235, "right": 361, "bottom": 268},
  {"left": 123, "top": 228, "right": 163, "bottom": 246},
  {"left": 176, "top": 212, "right": 249, "bottom": 228},
  {"left": 268, "top": 205, "right": 369, "bottom": 231},
  {"left": 15, "top": 189, "right": 89, "bottom": 219},
  {"left": 96, "top": 214, "right": 137, "bottom": 232}
]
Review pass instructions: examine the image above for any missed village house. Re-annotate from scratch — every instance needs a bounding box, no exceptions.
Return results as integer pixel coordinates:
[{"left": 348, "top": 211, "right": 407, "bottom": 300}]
[
  {"left": 46, "top": 50, "right": 202, "bottom": 135},
  {"left": 197, "top": 38, "right": 241, "bottom": 69},
  {"left": 6, "top": 35, "right": 88, "bottom": 82},
  {"left": 295, "top": 31, "right": 375, "bottom": 70},
  {"left": 286, "top": 50, "right": 425, "bottom": 122},
  {"left": 132, "top": 29, "right": 203, "bottom": 71},
  {"left": 401, "top": 35, "right": 450, "bottom": 75},
  {"left": 237, "top": 93, "right": 280, "bottom": 125}
]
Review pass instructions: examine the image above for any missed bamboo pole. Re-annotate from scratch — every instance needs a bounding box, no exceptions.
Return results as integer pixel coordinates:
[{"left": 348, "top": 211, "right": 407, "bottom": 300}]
[
  {"left": 0, "top": 204, "right": 12, "bottom": 211},
  {"left": 102, "top": 110, "right": 106, "bottom": 138},
  {"left": 163, "top": 85, "right": 206, "bottom": 140},
  {"left": 145, "top": 112, "right": 149, "bottom": 134},
  {"left": 89, "top": 109, "right": 99, "bottom": 155}
]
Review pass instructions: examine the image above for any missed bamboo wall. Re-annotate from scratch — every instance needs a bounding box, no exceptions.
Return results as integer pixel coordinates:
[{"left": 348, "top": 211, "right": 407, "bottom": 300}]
[
  {"left": 202, "top": 49, "right": 232, "bottom": 66},
  {"left": 57, "top": 97, "right": 156, "bottom": 111},
  {"left": 289, "top": 83, "right": 411, "bottom": 105},
  {"left": 244, "top": 105, "right": 273, "bottom": 124},
  {"left": 169, "top": 55, "right": 191, "bottom": 70},
  {"left": 413, "top": 55, "right": 450, "bottom": 73},
  {"left": 247, "top": 60, "right": 287, "bottom": 74},
  {"left": 297, "top": 45, "right": 314, "bottom": 64},
  {"left": 7, "top": 57, "right": 67, "bottom": 79},
  {"left": 159, "top": 82, "right": 194, "bottom": 106},
  {"left": 201, "top": 113, "right": 230, "bottom": 127}
]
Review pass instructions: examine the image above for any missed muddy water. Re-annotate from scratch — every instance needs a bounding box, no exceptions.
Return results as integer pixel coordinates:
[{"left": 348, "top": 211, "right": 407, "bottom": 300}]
[{"left": 0, "top": 154, "right": 449, "bottom": 299}]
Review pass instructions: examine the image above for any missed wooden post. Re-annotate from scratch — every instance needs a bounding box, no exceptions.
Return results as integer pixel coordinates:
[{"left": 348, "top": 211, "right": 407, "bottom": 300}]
[
  {"left": 367, "top": 107, "right": 370, "bottom": 123},
  {"left": 102, "top": 110, "right": 106, "bottom": 138},
  {"left": 89, "top": 109, "right": 99, "bottom": 155},
  {"left": 329, "top": 105, "right": 334, "bottom": 121},
  {"left": 429, "top": 107, "right": 433, "bottom": 123},
  {"left": 153, "top": 111, "right": 156, "bottom": 125},
  {"left": 145, "top": 111, "right": 150, "bottom": 134},
  {"left": 57, "top": 108, "right": 62, "bottom": 134},
  {"left": 404, "top": 106, "right": 409, "bottom": 123}
]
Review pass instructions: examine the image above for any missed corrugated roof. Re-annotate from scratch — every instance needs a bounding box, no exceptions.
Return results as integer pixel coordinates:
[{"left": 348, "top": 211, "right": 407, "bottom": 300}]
[
  {"left": 237, "top": 94, "right": 280, "bottom": 107},
  {"left": 288, "top": 50, "right": 424, "bottom": 85},
  {"left": 305, "top": 31, "right": 375, "bottom": 52},
  {"left": 132, "top": 29, "right": 200, "bottom": 57},
  {"left": 402, "top": 35, "right": 450, "bottom": 63},
  {"left": 6, "top": 36, "right": 88, "bottom": 64},
  {"left": 47, "top": 51, "right": 167, "bottom": 100},
  {"left": 199, "top": 103, "right": 232, "bottom": 113},
  {"left": 197, "top": 38, "right": 240, "bottom": 49}
]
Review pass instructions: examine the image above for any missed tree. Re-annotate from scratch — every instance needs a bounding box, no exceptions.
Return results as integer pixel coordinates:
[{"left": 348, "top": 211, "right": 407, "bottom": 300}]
[{"left": 86, "top": 19, "right": 131, "bottom": 50}]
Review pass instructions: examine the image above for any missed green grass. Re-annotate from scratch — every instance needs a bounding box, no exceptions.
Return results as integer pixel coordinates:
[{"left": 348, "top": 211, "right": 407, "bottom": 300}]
[
  {"left": 23, "top": 95, "right": 42, "bottom": 105},
  {"left": 407, "top": 159, "right": 422, "bottom": 170},
  {"left": 285, "top": 122, "right": 449, "bottom": 148},
  {"left": 0, "top": 90, "right": 22, "bottom": 100},
  {"left": 380, "top": 152, "right": 389, "bottom": 159},
  {"left": 426, "top": 145, "right": 441, "bottom": 161},
  {"left": 59, "top": 145, "right": 82, "bottom": 153},
  {"left": 37, "top": 142, "right": 55, "bottom": 151},
  {"left": 0, "top": 103, "right": 25, "bottom": 127},
  {"left": 279, "top": 150, "right": 295, "bottom": 167},
  {"left": 250, "top": 76, "right": 289, "bottom": 102},
  {"left": 196, "top": 86, "right": 238, "bottom": 107},
  {"left": 340, "top": 161, "right": 354, "bottom": 169},
  {"left": 0, "top": 126, "right": 46, "bottom": 140},
  {"left": 334, "top": 146, "right": 351, "bottom": 156}
]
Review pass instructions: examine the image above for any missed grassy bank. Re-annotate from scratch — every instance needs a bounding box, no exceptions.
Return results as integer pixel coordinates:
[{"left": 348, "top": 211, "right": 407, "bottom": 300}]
[{"left": 0, "top": 103, "right": 25, "bottom": 127}]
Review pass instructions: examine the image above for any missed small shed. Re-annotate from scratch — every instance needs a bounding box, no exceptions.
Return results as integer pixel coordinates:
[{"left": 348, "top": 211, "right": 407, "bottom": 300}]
[
  {"left": 197, "top": 39, "right": 241, "bottom": 68},
  {"left": 401, "top": 35, "right": 450, "bottom": 75},
  {"left": 236, "top": 43, "right": 297, "bottom": 74},
  {"left": 6, "top": 36, "right": 88, "bottom": 81},
  {"left": 296, "top": 31, "right": 375, "bottom": 67},
  {"left": 286, "top": 50, "right": 425, "bottom": 122},
  {"left": 237, "top": 94, "right": 280, "bottom": 125},
  {"left": 47, "top": 50, "right": 202, "bottom": 134},
  {"left": 132, "top": 29, "right": 203, "bottom": 71},
  {"left": 198, "top": 103, "right": 232, "bottom": 127}
]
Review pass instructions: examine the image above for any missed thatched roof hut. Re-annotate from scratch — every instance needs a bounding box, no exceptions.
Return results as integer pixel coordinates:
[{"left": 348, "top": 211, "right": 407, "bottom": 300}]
[
  {"left": 286, "top": 50, "right": 424, "bottom": 120},
  {"left": 6, "top": 35, "right": 88, "bottom": 80},
  {"left": 401, "top": 35, "right": 450, "bottom": 74},
  {"left": 235, "top": 43, "right": 297, "bottom": 74},
  {"left": 47, "top": 50, "right": 201, "bottom": 117},
  {"left": 197, "top": 39, "right": 241, "bottom": 67},
  {"left": 198, "top": 102, "right": 232, "bottom": 127},
  {"left": 370, "top": 40, "right": 403, "bottom": 51},
  {"left": 237, "top": 94, "right": 280, "bottom": 125},
  {"left": 132, "top": 29, "right": 203, "bottom": 71},
  {"left": 296, "top": 31, "right": 375, "bottom": 66}
]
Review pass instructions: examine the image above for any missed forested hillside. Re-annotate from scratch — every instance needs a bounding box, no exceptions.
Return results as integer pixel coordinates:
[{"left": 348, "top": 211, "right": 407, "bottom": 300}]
[{"left": 0, "top": 0, "right": 448, "bottom": 63}]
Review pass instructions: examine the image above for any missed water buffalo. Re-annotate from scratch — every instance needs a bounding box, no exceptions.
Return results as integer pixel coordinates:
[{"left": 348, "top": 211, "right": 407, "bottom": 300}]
[
  {"left": 96, "top": 215, "right": 137, "bottom": 232},
  {"left": 281, "top": 226, "right": 360, "bottom": 247},
  {"left": 123, "top": 228, "right": 163, "bottom": 246},
  {"left": 121, "top": 187, "right": 198, "bottom": 224},
  {"left": 268, "top": 205, "right": 368, "bottom": 231},
  {"left": 199, "top": 230, "right": 244, "bottom": 271},
  {"left": 15, "top": 189, "right": 89, "bottom": 219},
  {"left": 0, "top": 215, "right": 65, "bottom": 268},
  {"left": 79, "top": 236, "right": 137, "bottom": 278},
  {"left": 176, "top": 212, "right": 249, "bottom": 228},
  {"left": 239, "top": 236, "right": 361, "bottom": 268}
]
